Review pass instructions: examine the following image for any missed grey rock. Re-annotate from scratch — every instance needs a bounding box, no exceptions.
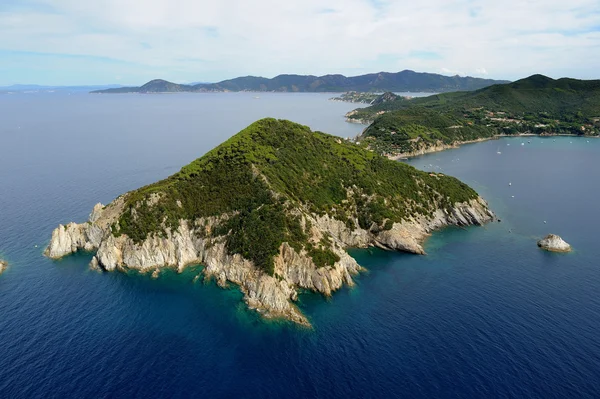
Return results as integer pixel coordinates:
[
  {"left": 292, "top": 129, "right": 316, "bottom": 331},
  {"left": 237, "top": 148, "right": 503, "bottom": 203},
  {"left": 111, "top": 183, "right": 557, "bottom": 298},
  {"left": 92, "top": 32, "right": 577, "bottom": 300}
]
[
  {"left": 538, "top": 234, "right": 571, "bottom": 252},
  {"left": 45, "top": 196, "right": 495, "bottom": 325}
]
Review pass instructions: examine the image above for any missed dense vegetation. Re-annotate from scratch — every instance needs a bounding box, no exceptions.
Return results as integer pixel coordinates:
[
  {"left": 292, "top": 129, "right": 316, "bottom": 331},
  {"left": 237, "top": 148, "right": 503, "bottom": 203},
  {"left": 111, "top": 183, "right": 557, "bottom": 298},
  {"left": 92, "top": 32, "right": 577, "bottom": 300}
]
[
  {"left": 92, "top": 70, "right": 507, "bottom": 94},
  {"left": 350, "top": 75, "right": 600, "bottom": 156},
  {"left": 113, "top": 119, "right": 479, "bottom": 275}
]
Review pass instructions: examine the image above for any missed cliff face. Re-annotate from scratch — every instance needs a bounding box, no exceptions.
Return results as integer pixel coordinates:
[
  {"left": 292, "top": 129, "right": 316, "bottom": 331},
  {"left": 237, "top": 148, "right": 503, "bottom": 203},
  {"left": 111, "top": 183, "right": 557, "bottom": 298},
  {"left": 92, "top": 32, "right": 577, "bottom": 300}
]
[{"left": 46, "top": 196, "right": 494, "bottom": 326}]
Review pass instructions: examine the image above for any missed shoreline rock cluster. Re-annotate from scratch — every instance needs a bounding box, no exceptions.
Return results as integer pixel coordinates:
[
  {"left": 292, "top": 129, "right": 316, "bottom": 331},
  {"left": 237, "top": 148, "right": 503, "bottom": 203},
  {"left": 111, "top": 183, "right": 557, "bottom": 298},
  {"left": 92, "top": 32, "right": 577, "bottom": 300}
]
[{"left": 45, "top": 197, "right": 495, "bottom": 326}]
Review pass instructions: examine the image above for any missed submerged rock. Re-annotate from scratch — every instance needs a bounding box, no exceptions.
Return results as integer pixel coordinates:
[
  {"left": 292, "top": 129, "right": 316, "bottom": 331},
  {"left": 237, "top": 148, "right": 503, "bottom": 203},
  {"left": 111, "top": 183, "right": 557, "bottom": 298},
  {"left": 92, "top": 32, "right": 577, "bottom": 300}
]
[{"left": 537, "top": 234, "right": 571, "bottom": 252}]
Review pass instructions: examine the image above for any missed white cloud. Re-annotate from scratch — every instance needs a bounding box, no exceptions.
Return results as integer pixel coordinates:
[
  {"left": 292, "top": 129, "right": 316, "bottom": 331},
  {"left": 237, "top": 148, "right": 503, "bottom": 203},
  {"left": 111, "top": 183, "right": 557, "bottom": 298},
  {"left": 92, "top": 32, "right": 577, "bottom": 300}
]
[
  {"left": 441, "top": 67, "right": 465, "bottom": 76},
  {"left": 0, "top": 0, "right": 599, "bottom": 84}
]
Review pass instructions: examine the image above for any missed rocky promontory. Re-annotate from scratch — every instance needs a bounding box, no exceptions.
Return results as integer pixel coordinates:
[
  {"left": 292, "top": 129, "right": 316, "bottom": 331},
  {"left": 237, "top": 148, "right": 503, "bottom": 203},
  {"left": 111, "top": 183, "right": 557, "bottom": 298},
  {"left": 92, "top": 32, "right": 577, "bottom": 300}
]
[
  {"left": 45, "top": 118, "right": 495, "bottom": 326},
  {"left": 537, "top": 234, "right": 572, "bottom": 252}
]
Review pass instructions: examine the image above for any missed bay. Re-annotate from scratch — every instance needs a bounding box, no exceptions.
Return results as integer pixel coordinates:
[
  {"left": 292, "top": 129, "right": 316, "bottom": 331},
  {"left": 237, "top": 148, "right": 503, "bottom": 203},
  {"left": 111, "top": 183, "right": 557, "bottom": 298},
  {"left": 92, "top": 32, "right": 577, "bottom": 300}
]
[{"left": 1, "top": 93, "right": 599, "bottom": 398}]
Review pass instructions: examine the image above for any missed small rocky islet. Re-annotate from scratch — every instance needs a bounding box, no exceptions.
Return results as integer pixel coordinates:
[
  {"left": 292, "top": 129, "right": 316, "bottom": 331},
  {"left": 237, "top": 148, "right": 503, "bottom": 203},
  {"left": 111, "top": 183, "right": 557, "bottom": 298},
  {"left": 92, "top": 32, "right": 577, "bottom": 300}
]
[
  {"left": 537, "top": 234, "right": 572, "bottom": 252},
  {"left": 45, "top": 118, "right": 495, "bottom": 325},
  {"left": 0, "top": 259, "right": 7, "bottom": 275}
]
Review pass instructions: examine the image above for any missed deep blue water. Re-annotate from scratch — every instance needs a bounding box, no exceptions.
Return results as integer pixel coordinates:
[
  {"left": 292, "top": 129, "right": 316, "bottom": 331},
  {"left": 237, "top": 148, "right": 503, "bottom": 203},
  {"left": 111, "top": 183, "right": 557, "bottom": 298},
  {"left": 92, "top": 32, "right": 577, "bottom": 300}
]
[{"left": 1, "top": 93, "right": 600, "bottom": 398}]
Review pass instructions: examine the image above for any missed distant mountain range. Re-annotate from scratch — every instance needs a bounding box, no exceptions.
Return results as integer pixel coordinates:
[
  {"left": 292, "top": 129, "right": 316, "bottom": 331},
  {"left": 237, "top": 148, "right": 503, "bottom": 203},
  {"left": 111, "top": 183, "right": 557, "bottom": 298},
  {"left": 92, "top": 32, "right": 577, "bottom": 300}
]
[{"left": 91, "top": 70, "right": 509, "bottom": 94}]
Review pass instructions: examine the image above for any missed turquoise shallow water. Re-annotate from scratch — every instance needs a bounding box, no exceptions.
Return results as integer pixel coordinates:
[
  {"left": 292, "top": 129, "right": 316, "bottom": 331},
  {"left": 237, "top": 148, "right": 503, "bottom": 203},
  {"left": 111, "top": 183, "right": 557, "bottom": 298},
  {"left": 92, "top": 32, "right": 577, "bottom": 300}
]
[{"left": 1, "top": 93, "right": 599, "bottom": 398}]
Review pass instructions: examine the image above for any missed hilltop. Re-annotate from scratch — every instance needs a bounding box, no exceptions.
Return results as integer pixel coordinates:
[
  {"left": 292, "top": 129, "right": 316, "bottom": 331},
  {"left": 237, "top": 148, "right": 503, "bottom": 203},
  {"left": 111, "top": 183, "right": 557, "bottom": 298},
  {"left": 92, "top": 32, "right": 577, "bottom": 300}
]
[
  {"left": 348, "top": 75, "right": 600, "bottom": 157},
  {"left": 45, "top": 119, "right": 495, "bottom": 325},
  {"left": 91, "top": 70, "right": 508, "bottom": 94}
]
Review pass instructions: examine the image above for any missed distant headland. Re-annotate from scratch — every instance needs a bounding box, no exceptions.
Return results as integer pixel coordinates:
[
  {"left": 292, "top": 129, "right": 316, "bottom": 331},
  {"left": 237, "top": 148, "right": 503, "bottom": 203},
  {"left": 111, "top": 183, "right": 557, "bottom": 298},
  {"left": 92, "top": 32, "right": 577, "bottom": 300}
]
[{"left": 346, "top": 74, "right": 600, "bottom": 158}]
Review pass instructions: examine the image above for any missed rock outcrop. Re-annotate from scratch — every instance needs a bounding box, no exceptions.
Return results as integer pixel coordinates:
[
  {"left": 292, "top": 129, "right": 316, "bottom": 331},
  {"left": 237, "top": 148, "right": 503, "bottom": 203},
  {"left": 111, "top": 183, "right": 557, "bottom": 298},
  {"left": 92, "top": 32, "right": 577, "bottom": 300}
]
[
  {"left": 537, "top": 234, "right": 572, "bottom": 252},
  {"left": 46, "top": 196, "right": 494, "bottom": 326},
  {"left": 0, "top": 260, "right": 7, "bottom": 275},
  {"left": 44, "top": 200, "right": 124, "bottom": 259}
]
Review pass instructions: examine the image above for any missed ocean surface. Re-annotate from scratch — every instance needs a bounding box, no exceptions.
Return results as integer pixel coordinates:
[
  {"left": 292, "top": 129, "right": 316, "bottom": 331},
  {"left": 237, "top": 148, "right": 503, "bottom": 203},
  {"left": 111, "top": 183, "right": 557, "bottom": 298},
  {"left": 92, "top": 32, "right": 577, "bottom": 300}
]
[{"left": 1, "top": 93, "right": 599, "bottom": 398}]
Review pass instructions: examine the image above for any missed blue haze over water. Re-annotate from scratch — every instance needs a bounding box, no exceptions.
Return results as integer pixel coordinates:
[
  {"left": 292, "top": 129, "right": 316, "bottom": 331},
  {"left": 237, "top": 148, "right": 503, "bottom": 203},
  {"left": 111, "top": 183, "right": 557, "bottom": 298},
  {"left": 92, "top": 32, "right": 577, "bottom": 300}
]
[{"left": 1, "top": 92, "right": 600, "bottom": 398}]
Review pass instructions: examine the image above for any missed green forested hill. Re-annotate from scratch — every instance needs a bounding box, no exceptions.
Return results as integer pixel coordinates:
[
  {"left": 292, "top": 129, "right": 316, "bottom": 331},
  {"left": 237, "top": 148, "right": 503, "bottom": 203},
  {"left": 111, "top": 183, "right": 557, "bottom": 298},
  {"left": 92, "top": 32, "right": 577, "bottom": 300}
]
[
  {"left": 351, "top": 75, "right": 600, "bottom": 156},
  {"left": 112, "top": 119, "right": 479, "bottom": 274}
]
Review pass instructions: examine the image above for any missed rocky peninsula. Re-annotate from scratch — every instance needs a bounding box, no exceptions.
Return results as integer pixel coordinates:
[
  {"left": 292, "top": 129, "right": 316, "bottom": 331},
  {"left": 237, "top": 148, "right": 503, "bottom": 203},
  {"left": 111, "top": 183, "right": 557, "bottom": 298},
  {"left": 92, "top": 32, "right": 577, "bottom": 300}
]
[
  {"left": 46, "top": 118, "right": 495, "bottom": 326},
  {"left": 537, "top": 234, "right": 572, "bottom": 252}
]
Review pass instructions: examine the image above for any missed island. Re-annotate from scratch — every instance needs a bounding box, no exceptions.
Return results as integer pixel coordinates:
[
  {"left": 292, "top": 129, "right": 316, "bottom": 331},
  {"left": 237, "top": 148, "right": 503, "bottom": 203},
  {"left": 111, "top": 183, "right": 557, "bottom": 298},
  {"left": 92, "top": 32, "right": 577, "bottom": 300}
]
[
  {"left": 91, "top": 70, "right": 508, "bottom": 94},
  {"left": 45, "top": 118, "right": 495, "bottom": 325},
  {"left": 347, "top": 74, "right": 600, "bottom": 158},
  {"left": 0, "top": 259, "right": 7, "bottom": 275},
  {"left": 538, "top": 234, "right": 572, "bottom": 252}
]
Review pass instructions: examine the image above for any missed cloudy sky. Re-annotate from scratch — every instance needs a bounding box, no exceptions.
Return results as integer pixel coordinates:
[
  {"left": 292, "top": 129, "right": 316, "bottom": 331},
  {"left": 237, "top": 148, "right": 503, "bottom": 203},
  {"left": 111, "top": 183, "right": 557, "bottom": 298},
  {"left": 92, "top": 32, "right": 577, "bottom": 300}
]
[{"left": 1, "top": 0, "right": 599, "bottom": 85}]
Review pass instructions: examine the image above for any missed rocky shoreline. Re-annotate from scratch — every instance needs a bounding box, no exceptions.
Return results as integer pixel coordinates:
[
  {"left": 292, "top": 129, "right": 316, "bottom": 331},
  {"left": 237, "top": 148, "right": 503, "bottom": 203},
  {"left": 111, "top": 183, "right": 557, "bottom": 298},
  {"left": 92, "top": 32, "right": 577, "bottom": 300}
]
[
  {"left": 46, "top": 196, "right": 495, "bottom": 326},
  {"left": 362, "top": 134, "right": 596, "bottom": 161},
  {"left": 387, "top": 137, "right": 494, "bottom": 160}
]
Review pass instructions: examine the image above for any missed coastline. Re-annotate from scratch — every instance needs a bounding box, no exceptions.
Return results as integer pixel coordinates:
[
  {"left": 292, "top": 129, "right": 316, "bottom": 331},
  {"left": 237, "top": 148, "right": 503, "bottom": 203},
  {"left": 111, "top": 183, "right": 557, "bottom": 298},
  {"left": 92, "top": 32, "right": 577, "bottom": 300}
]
[
  {"left": 384, "top": 133, "right": 598, "bottom": 161},
  {"left": 45, "top": 197, "right": 495, "bottom": 326},
  {"left": 388, "top": 137, "right": 495, "bottom": 160}
]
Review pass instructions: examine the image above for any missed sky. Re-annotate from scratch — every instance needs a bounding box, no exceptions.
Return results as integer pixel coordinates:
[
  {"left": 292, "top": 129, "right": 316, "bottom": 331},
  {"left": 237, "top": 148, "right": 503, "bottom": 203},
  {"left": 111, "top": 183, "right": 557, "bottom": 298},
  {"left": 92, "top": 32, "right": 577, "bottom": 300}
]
[{"left": 1, "top": 0, "right": 599, "bottom": 86}]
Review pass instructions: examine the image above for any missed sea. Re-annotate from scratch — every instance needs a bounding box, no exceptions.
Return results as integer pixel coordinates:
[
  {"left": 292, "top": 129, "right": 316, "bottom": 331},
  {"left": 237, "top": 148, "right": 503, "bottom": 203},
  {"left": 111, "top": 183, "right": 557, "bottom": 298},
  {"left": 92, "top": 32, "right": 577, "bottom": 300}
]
[{"left": 0, "top": 92, "right": 599, "bottom": 398}]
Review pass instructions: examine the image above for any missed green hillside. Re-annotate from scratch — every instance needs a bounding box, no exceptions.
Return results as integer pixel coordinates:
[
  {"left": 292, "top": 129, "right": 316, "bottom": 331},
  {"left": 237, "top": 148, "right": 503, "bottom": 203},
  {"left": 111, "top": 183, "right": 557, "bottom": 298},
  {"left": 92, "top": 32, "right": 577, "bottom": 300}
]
[
  {"left": 350, "top": 75, "right": 600, "bottom": 156},
  {"left": 111, "top": 119, "right": 479, "bottom": 274}
]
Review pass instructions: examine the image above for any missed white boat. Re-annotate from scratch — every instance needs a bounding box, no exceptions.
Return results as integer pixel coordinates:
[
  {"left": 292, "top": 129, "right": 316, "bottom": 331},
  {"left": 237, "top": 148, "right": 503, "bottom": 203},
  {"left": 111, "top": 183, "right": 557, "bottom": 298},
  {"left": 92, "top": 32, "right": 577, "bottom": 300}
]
[{"left": 509, "top": 182, "right": 512, "bottom": 186}]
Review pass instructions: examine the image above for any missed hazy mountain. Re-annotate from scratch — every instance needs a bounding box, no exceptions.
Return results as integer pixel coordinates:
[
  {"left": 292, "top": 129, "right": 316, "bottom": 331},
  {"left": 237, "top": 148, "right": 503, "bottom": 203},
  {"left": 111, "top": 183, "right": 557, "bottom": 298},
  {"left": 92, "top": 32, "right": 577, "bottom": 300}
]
[{"left": 92, "top": 70, "right": 509, "bottom": 94}]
